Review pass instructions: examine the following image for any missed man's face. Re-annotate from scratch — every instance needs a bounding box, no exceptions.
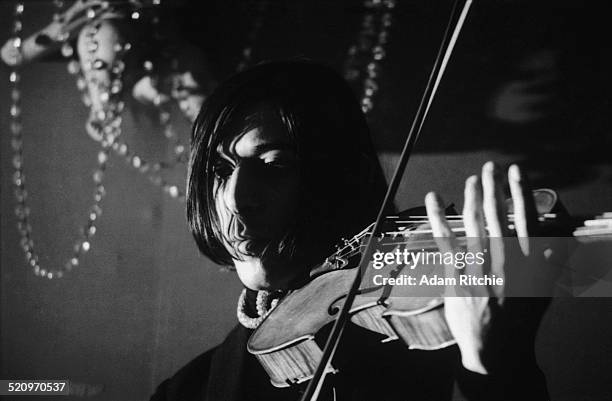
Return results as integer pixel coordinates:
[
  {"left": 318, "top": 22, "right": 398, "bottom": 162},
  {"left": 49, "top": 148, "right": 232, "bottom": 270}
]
[{"left": 212, "top": 113, "right": 301, "bottom": 290}]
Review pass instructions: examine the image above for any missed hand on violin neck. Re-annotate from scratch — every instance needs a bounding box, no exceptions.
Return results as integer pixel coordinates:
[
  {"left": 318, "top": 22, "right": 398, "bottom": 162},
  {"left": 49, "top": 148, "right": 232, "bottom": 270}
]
[{"left": 425, "top": 161, "right": 547, "bottom": 375}]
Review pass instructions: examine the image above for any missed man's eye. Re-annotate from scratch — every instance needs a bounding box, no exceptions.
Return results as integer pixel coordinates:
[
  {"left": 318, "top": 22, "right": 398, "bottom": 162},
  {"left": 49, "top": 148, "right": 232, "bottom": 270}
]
[
  {"left": 262, "top": 155, "right": 294, "bottom": 168},
  {"left": 213, "top": 161, "right": 233, "bottom": 178}
]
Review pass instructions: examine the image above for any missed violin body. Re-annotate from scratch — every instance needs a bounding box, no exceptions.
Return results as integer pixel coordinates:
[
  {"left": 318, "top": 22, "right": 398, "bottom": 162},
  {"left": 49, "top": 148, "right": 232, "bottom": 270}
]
[{"left": 247, "top": 188, "right": 595, "bottom": 388}]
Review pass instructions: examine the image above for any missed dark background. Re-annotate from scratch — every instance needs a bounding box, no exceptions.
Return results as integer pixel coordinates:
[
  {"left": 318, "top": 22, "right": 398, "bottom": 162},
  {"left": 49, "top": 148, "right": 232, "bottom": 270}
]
[{"left": 1, "top": 0, "right": 612, "bottom": 400}]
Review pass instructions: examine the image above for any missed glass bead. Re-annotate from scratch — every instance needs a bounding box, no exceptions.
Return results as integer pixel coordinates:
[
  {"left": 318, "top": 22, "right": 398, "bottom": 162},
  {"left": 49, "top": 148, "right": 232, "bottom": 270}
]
[
  {"left": 116, "top": 101, "right": 125, "bottom": 112},
  {"left": 96, "top": 110, "right": 106, "bottom": 121},
  {"left": 97, "top": 151, "right": 108, "bottom": 164},
  {"left": 10, "top": 105, "right": 21, "bottom": 117},
  {"left": 373, "top": 46, "right": 386, "bottom": 60},
  {"left": 364, "top": 78, "right": 379, "bottom": 92},
  {"left": 67, "top": 60, "right": 80, "bottom": 74},
  {"left": 30, "top": 258, "right": 39, "bottom": 268},
  {"left": 13, "top": 37, "right": 22, "bottom": 48},
  {"left": 87, "top": 225, "right": 97, "bottom": 236},
  {"left": 76, "top": 77, "right": 87, "bottom": 90},
  {"left": 153, "top": 0, "right": 161, "bottom": 4},
  {"left": 110, "top": 83, "right": 121, "bottom": 96},
  {"left": 9, "top": 71, "right": 19, "bottom": 82},
  {"left": 159, "top": 111, "right": 171, "bottom": 124},
  {"left": 81, "top": 95, "right": 92, "bottom": 107},
  {"left": 15, "top": 188, "right": 27, "bottom": 203},
  {"left": 92, "top": 59, "right": 107, "bottom": 70},
  {"left": 19, "top": 236, "right": 31, "bottom": 248},
  {"left": 11, "top": 122, "right": 23, "bottom": 134},
  {"left": 11, "top": 138, "right": 22, "bottom": 150},
  {"left": 15, "top": 4, "right": 24, "bottom": 14},
  {"left": 96, "top": 185, "right": 106, "bottom": 197},
  {"left": 382, "top": 13, "right": 392, "bottom": 27},
  {"left": 110, "top": 116, "right": 122, "bottom": 128},
  {"left": 164, "top": 127, "right": 174, "bottom": 139},
  {"left": 61, "top": 43, "right": 74, "bottom": 57},
  {"left": 112, "top": 61, "right": 125, "bottom": 74},
  {"left": 123, "top": 42, "right": 132, "bottom": 51},
  {"left": 87, "top": 8, "right": 96, "bottom": 18},
  {"left": 70, "top": 257, "right": 79, "bottom": 266},
  {"left": 82, "top": 241, "right": 91, "bottom": 252},
  {"left": 99, "top": 92, "right": 110, "bottom": 103},
  {"left": 174, "top": 145, "right": 185, "bottom": 155},
  {"left": 132, "top": 156, "right": 142, "bottom": 168},
  {"left": 93, "top": 170, "right": 104, "bottom": 183},
  {"left": 131, "top": 11, "right": 140, "bottom": 19},
  {"left": 378, "top": 30, "right": 389, "bottom": 44},
  {"left": 13, "top": 154, "right": 22, "bottom": 168},
  {"left": 46, "top": 271, "right": 54, "bottom": 279},
  {"left": 118, "top": 143, "right": 128, "bottom": 155},
  {"left": 168, "top": 186, "right": 179, "bottom": 198}
]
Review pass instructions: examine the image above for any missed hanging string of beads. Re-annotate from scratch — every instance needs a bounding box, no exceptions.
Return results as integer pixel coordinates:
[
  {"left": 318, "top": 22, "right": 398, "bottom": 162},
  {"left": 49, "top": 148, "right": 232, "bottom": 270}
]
[
  {"left": 9, "top": 2, "right": 109, "bottom": 279},
  {"left": 343, "top": 0, "right": 395, "bottom": 114},
  {"left": 66, "top": 0, "right": 270, "bottom": 202}
]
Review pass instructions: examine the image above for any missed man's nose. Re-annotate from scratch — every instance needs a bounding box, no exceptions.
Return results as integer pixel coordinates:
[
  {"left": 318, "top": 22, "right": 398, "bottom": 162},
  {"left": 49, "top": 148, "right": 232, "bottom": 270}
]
[{"left": 223, "top": 164, "right": 262, "bottom": 216}]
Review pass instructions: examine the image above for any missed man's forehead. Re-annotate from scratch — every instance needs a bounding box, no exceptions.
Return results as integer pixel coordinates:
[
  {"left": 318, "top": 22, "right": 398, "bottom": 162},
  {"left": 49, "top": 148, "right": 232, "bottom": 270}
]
[{"left": 217, "top": 125, "right": 293, "bottom": 158}]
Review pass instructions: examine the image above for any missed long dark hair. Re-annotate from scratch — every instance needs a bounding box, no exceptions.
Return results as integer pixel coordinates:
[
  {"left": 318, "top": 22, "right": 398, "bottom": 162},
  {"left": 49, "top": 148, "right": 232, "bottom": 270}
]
[{"left": 186, "top": 60, "right": 387, "bottom": 268}]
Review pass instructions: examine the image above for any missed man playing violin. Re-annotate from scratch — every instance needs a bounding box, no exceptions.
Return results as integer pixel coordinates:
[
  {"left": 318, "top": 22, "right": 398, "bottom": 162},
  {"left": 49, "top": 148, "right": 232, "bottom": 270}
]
[{"left": 151, "top": 60, "right": 550, "bottom": 400}]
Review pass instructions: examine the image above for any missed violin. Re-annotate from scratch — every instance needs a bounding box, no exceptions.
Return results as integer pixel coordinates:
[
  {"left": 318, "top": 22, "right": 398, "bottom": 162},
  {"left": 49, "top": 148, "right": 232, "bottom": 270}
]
[{"left": 248, "top": 188, "right": 612, "bottom": 388}]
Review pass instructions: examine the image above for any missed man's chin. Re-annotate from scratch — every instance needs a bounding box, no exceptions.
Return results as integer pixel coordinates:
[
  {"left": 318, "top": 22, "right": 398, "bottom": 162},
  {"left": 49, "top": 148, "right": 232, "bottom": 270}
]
[{"left": 233, "top": 256, "right": 296, "bottom": 291}]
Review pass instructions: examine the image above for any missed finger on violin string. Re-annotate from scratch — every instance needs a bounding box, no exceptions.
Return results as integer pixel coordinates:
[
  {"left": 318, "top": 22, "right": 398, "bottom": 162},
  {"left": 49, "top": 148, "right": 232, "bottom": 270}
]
[
  {"left": 481, "top": 161, "right": 507, "bottom": 283},
  {"left": 481, "top": 161, "right": 509, "bottom": 237},
  {"left": 508, "top": 164, "right": 538, "bottom": 256},
  {"left": 462, "top": 176, "right": 489, "bottom": 295},
  {"left": 462, "top": 174, "right": 486, "bottom": 251},
  {"left": 425, "top": 191, "right": 457, "bottom": 247},
  {"left": 425, "top": 192, "right": 461, "bottom": 296}
]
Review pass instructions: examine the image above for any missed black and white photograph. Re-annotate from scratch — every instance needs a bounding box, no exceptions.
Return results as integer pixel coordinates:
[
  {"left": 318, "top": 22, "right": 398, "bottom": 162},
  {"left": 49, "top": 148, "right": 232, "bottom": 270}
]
[{"left": 1, "top": 0, "right": 612, "bottom": 400}]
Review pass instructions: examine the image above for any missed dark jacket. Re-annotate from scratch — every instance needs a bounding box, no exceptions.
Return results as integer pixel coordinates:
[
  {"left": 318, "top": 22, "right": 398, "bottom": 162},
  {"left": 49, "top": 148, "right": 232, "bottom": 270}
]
[{"left": 151, "top": 317, "right": 549, "bottom": 401}]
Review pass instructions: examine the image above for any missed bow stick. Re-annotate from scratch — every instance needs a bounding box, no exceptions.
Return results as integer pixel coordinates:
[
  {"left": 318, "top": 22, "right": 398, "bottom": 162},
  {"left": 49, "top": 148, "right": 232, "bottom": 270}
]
[{"left": 301, "top": 1, "right": 474, "bottom": 399}]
